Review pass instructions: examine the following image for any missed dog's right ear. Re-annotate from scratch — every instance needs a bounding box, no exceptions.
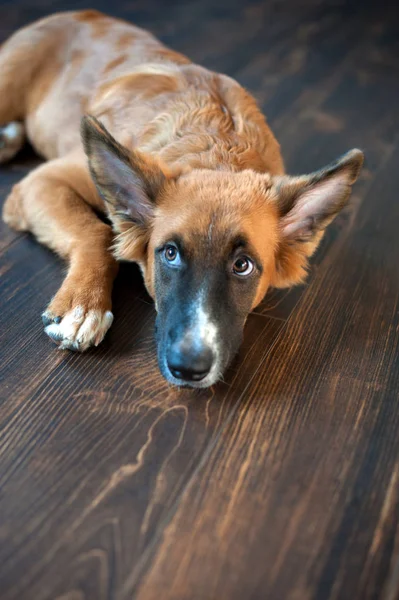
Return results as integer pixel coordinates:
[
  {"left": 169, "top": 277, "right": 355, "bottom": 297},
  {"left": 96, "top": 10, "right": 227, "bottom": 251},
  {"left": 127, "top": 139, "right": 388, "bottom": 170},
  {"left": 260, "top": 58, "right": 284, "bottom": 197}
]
[{"left": 81, "top": 116, "right": 168, "bottom": 259}]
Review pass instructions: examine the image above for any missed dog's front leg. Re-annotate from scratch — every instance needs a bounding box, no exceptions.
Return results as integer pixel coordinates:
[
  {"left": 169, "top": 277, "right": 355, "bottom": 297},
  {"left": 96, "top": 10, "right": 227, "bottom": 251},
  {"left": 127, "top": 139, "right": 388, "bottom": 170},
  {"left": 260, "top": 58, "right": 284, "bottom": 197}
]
[{"left": 2, "top": 156, "right": 119, "bottom": 351}]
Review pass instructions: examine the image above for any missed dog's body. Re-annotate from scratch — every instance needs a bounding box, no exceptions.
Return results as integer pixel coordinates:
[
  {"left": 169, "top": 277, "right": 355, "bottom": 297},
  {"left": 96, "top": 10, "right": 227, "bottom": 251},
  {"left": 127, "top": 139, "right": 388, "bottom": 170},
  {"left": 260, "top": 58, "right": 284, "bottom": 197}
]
[{"left": 1, "top": 11, "right": 363, "bottom": 387}]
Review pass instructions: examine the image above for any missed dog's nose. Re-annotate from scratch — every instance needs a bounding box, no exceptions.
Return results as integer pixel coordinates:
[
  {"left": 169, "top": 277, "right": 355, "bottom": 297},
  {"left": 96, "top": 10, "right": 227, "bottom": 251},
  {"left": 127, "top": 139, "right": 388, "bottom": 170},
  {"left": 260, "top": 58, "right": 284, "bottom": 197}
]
[{"left": 167, "top": 338, "right": 214, "bottom": 382}]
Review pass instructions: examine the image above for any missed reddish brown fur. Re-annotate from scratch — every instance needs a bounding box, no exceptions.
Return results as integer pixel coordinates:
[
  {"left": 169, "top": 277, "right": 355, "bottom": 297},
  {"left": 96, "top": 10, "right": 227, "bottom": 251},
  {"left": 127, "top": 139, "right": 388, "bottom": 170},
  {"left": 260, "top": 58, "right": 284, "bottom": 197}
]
[
  {"left": 115, "top": 32, "right": 136, "bottom": 51},
  {"left": 0, "top": 10, "right": 363, "bottom": 356},
  {"left": 103, "top": 54, "right": 128, "bottom": 75}
]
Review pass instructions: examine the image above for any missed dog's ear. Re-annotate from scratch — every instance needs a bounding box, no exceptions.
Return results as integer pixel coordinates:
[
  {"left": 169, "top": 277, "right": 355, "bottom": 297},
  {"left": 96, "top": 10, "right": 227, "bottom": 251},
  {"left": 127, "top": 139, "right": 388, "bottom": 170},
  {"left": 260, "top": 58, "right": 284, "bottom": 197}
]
[
  {"left": 81, "top": 115, "right": 166, "bottom": 227},
  {"left": 81, "top": 115, "right": 169, "bottom": 260},
  {"left": 271, "top": 149, "right": 364, "bottom": 288}
]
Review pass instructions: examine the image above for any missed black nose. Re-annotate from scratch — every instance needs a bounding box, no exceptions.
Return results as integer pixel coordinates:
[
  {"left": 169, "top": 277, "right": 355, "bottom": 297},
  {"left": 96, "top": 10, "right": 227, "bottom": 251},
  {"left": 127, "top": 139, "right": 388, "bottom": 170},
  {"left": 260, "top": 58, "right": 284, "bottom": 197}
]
[{"left": 166, "top": 338, "right": 214, "bottom": 382}]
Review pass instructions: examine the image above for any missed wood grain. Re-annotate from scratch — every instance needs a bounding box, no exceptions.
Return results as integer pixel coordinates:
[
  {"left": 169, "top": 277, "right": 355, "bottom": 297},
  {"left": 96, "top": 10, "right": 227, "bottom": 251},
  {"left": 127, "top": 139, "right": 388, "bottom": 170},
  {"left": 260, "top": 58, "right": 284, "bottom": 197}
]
[{"left": 0, "top": 0, "right": 398, "bottom": 599}]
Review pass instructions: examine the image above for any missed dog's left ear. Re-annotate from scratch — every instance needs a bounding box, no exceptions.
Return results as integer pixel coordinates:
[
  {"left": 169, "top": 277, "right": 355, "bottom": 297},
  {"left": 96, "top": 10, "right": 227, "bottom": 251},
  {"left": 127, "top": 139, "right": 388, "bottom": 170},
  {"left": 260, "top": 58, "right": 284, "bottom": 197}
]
[
  {"left": 271, "top": 149, "right": 364, "bottom": 288},
  {"left": 81, "top": 115, "right": 169, "bottom": 260}
]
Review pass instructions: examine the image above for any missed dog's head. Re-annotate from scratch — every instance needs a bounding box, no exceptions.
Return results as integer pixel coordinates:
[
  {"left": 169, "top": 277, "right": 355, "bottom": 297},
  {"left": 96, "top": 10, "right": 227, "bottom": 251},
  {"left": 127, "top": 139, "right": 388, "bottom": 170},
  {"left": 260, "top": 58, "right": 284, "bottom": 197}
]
[{"left": 82, "top": 116, "right": 363, "bottom": 388}]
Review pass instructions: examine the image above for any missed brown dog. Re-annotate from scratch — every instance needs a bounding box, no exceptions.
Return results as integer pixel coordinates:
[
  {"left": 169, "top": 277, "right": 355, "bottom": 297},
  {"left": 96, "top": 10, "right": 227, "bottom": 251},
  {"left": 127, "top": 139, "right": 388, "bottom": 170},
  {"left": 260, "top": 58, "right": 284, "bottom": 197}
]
[{"left": 1, "top": 10, "right": 363, "bottom": 387}]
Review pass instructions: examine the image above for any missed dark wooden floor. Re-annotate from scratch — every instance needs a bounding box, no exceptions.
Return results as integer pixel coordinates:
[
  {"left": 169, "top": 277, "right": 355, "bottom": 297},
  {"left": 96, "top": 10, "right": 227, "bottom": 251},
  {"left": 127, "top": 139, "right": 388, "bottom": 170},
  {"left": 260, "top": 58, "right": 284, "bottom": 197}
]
[{"left": 1, "top": 0, "right": 399, "bottom": 598}]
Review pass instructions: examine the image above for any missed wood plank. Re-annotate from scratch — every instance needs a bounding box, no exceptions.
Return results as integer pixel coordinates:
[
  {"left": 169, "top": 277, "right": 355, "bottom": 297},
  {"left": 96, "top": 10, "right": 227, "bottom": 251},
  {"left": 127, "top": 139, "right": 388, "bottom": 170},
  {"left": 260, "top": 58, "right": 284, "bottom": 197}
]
[
  {"left": 0, "top": 304, "right": 283, "bottom": 600},
  {"left": 132, "top": 139, "right": 399, "bottom": 600}
]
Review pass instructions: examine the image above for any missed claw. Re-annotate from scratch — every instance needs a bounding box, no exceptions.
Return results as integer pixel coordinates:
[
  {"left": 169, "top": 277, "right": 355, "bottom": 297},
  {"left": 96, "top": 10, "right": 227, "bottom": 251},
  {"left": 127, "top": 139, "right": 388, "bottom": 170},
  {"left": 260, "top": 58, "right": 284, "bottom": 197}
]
[{"left": 42, "top": 313, "right": 53, "bottom": 327}]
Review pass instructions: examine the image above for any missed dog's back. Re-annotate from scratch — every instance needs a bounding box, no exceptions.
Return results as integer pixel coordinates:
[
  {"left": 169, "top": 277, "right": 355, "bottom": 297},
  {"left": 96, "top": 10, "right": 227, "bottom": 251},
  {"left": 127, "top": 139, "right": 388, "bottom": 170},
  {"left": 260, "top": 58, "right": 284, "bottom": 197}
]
[{"left": 0, "top": 10, "right": 283, "bottom": 173}]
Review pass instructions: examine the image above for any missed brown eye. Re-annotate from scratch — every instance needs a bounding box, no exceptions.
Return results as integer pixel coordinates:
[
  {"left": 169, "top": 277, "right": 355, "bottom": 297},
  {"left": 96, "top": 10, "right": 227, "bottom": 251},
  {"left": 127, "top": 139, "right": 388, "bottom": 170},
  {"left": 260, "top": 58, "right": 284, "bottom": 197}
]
[
  {"left": 165, "top": 246, "right": 176, "bottom": 260},
  {"left": 233, "top": 256, "right": 254, "bottom": 277},
  {"left": 164, "top": 245, "right": 181, "bottom": 265}
]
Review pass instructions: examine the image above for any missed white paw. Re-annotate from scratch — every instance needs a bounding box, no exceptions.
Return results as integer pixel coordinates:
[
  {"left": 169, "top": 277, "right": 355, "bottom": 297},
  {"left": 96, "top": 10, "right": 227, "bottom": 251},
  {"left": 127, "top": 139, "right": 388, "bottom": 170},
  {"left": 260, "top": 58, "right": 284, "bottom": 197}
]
[
  {"left": 0, "top": 122, "right": 25, "bottom": 163},
  {"left": 42, "top": 305, "right": 114, "bottom": 352}
]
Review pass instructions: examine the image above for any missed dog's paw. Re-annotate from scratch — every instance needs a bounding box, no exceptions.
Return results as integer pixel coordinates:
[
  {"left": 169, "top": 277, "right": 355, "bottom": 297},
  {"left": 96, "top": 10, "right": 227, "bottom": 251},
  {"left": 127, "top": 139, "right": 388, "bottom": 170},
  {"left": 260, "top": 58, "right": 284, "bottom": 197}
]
[
  {"left": 42, "top": 305, "right": 114, "bottom": 352},
  {"left": 0, "top": 122, "right": 25, "bottom": 164}
]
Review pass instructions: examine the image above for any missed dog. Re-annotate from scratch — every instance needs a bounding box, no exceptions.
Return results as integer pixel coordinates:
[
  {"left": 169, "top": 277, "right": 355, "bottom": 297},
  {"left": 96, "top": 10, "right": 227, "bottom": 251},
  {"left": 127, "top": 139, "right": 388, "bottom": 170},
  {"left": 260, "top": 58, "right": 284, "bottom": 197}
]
[{"left": 1, "top": 10, "right": 363, "bottom": 388}]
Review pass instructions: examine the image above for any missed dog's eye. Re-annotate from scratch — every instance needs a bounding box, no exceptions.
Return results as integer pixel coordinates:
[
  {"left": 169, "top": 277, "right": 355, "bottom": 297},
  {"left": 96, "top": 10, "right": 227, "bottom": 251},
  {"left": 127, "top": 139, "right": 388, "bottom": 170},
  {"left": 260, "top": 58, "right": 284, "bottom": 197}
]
[
  {"left": 232, "top": 256, "right": 254, "bottom": 277},
  {"left": 164, "top": 245, "right": 181, "bottom": 266}
]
